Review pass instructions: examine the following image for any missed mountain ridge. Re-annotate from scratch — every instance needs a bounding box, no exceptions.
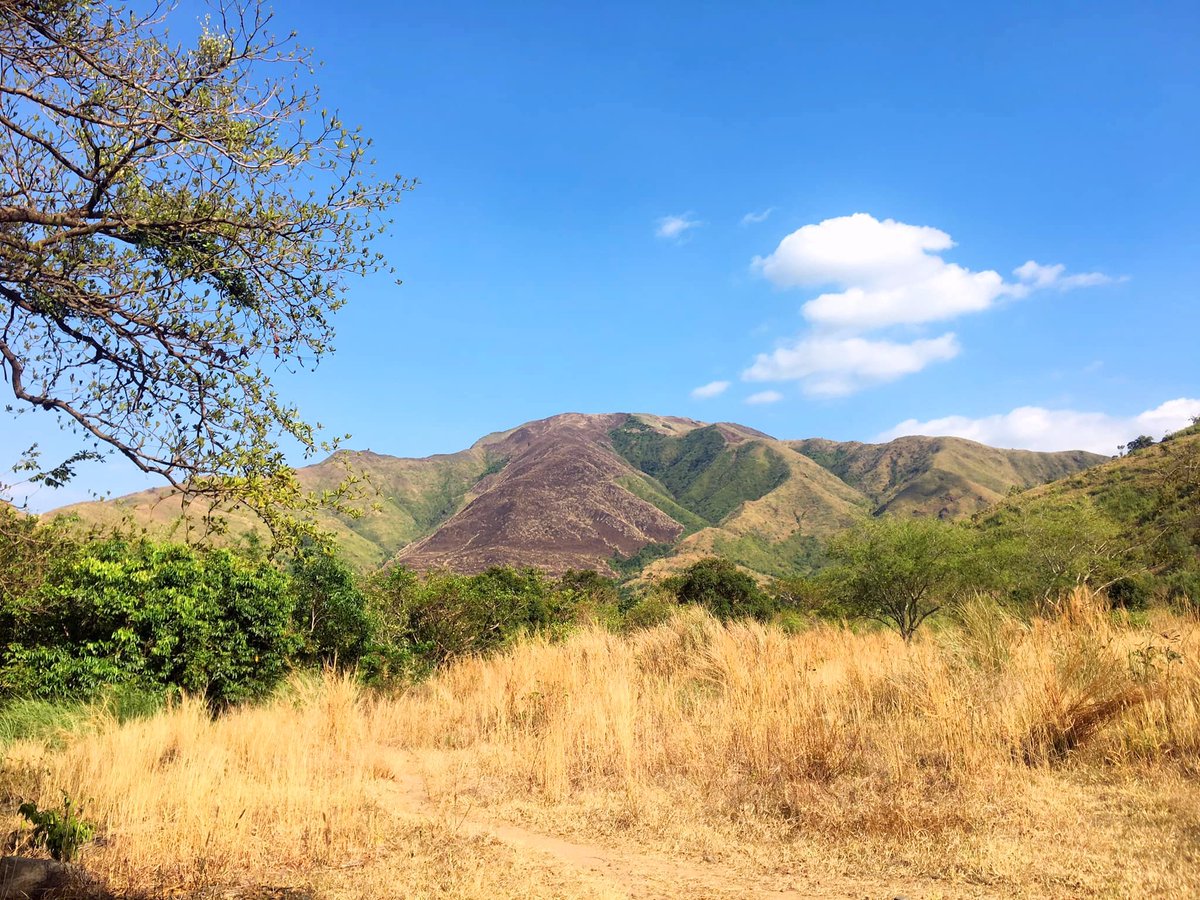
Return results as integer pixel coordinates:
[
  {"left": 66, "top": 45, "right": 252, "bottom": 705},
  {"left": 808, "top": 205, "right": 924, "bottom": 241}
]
[{"left": 49, "top": 412, "right": 1108, "bottom": 576}]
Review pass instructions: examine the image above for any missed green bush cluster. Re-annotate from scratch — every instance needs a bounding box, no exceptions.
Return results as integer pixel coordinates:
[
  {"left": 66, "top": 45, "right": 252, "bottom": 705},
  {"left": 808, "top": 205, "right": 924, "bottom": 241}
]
[
  {"left": 364, "top": 565, "right": 619, "bottom": 674},
  {"left": 0, "top": 511, "right": 631, "bottom": 710},
  {"left": 0, "top": 538, "right": 298, "bottom": 705},
  {"left": 0, "top": 512, "right": 377, "bottom": 707}
]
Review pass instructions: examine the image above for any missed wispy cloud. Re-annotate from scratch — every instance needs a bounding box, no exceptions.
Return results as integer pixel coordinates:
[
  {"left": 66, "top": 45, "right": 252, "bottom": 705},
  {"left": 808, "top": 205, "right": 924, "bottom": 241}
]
[
  {"left": 1012, "top": 260, "right": 1118, "bottom": 292},
  {"left": 740, "top": 207, "right": 775, "bottom": 227},
  {"left": 740, "top": 213, "right": 1118, "bottom": 395},
  {"left": 745, "top": 390, "right": 784, "bottom": 405},
  {"left": 691, "top": 380, "right": 730, "bottom": 399},
  {"left": 744, "top": 333, "right": 961, "bottom": 397},
  {"left": 656, "top": 212, "right": 704, "bottom": 242},
  {"left": 879, "top": 397, "right": 1200, "bottom": 454}
]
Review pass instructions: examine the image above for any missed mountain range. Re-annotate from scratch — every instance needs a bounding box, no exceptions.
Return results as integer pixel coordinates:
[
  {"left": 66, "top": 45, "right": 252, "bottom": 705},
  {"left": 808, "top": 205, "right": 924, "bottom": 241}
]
[{"left": 52, "top": 412, "right": 1107, "bottom": 577}]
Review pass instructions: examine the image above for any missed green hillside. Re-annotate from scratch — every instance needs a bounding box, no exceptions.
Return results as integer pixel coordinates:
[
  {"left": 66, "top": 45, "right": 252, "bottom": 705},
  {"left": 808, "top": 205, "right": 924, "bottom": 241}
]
[
  {"left": 982, "top": 423, "right": 1200, "bottom": 593},
  {"left": 610, "top": 418, "right": 790, "bottom": 525},
  {"left": 792, "top": 436, "right": 1107, "bottom": 519},
  {"left": 48, "top": 412, "right": 1110, "bottom": 579}
]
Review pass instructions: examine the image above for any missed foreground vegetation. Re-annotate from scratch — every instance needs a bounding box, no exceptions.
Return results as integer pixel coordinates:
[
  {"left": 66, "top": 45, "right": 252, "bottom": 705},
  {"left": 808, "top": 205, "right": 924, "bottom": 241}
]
[
  {"left": 0, "top": 425, "right": 1195, "bottom": 896},
  {"left": 1, "top": 593, "right": 1195, "bottom": 898}
]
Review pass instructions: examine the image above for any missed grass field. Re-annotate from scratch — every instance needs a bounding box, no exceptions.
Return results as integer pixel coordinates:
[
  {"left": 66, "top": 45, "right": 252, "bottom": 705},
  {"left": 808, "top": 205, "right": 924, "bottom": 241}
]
[{"left": 3, "top": 590, "right": 1197, "bottom": 898}]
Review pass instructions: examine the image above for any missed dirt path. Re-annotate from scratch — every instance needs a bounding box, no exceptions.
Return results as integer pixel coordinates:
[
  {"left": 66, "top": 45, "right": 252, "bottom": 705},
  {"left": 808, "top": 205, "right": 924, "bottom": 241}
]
[{"left": 372, "top": 750, "right": 916, "bottom": 900}]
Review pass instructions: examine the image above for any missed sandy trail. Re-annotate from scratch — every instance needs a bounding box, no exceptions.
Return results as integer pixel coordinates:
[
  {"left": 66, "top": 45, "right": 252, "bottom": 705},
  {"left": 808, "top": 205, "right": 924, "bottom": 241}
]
[{"left": 371, "top": 749, "right": 925, "bottom": 900}]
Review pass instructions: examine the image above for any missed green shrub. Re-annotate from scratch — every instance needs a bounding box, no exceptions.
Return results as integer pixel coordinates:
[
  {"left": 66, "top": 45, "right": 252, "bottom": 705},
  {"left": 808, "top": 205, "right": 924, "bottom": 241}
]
[
  {"left": 1164, "top": 569, "right": 1200, "bottom": 611},
  {"left": 555, "top": 570, "right": 621, "bottom": 629},
  {"left": 0, "top": 539, "right": 298, "bottom": 704},
  {"left": 972, "top": 497, "right": 1128, "bottom": 608},
  {"left": 0, "top": 507, "right": 83, "bottom": 607},
  {"left": 671, "top": 557, "right": 774, "bottom": 621},
  {"left": 289, "top": 547, "right": 373, "bottom": 669},
  {"left": 367, "top": 565, "right": 576, "bottom": 669},
  {"left": 621, "top": 595, "right": 677, "bottom": 630},
  {"left": 772, "top": 609, "right": 811, "bottom": 634},
  {"left": 18, "top": 794, "right": 95, "bottom": 862},
  {"left": 1107, "top": 575, "right": 1152, "bottom": 610},
  {"left": 556, "top": 569, "right": 619, "bottom": 605},
  {"left": 771, "top": 572, "right": 844, "bottom": 619}
]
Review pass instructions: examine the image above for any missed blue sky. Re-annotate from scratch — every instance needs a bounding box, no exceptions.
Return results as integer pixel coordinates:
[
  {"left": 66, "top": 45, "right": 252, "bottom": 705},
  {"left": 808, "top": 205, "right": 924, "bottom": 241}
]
[{"left": 4, "top": 0, "right": 1199, "bottom": 508}]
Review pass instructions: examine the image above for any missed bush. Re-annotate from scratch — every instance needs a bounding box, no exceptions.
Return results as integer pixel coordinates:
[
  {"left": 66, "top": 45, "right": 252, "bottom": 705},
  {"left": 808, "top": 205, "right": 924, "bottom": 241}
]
[
  {"left": 621, "top": 595, "right": 677, "bottom": 630},
  {"left": 18, "top": 795, "right": 95, "bottom": 863},
  {"left": 972, "top": 496, "right": 1127, "bottom": 609},
  {"left": 771, "top": 573, "right": 844, "bottom": 619},
  {"left": 367, "top": 565, "right": 576, "bottom": 669},
  {"left": 289, "top": 547, "right": 373, "bottom": 669},
  {"left": 0, "top": 507, "right": 83, "bottom": 607},
  {"left": 1164, "top": 569, "right": 1200, "bottom": 612},
  {"left": 0, "top": 539, "right": 298, "bottom": 705},
  {"left": 1107, "top": 575, "right": 1152, "bottom": 611},
  {"left": 772, "top": 609, "right": 810, "bottom": 634},
  {"left": 555, "top": 569, "right": 621, "bottom": 629},
  {"left": 671, "top": 557, "right": 774, "bottom": 621}
]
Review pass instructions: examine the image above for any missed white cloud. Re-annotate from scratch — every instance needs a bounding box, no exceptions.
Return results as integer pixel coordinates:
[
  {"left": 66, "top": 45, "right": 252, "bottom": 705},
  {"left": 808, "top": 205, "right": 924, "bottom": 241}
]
[
  {"left": 691, "top": 380, "right": 730, "bottom": 399},
  {"left": 878, "top": 397, "right": 1200, "bottom": 454},
  {"left": 801, "top": 266, "right": 1007, "bottom": 330},
  {"left": 740, "top": 208, "right": 775, "bottom": 227},
  {"left": 656, "top": 213, "right": 703, "bottom": 241},
  {"left": 737, "top": 213, "right": 1119, "bottom": 395},
  {"left": 1013, "top": 260, "right": 1115, "bottom": 292},
  {"left": 754, "top": 213, "right": 954, "bottom": 289},
  {"left": 744, "top": 333, "right": 961, "bottom": 397},
  {"left": 752, "top": 213, "right": 1114, "bottom": 331},
  {"left": 746, "top": 390, "right": 784, "bottom": 405}
]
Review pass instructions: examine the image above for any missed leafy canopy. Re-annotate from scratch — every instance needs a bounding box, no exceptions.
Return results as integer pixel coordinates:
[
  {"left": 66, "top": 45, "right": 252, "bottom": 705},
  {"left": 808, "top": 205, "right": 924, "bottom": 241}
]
[
  {"left": 0, "top": 538, "right": 297, "bottom": 704},
  {"left": 827, "top": 516, "right": 976, "bottom": 641},
  {"left": 0, "top": 0, "right": 411, "bottom": 540}
]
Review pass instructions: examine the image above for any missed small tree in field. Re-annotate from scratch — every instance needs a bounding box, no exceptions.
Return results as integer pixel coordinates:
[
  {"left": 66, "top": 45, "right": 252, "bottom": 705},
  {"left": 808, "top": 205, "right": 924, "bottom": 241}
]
[
  {"left": 0, "top": 0, "right": 412, "bottom": 540},
  {"left": 827, "top": 516, "right": 974, "bottom": 642},
  {"left": 673, "top": 556, "right": 774, "bottom": 621},
  {"left": 1121, "top": 435, "right": 1156, "bottom": 454}
]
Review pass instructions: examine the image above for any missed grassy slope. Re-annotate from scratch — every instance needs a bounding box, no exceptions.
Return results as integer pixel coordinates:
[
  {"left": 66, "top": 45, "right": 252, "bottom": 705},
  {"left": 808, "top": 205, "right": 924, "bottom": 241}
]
[
  {"left": 639, "top": 443, "right": 868, "bottom": 579},
  {"left": 51, "top": 447, "right": 499, "bottom": 570},
  {"left": 994, "top": 423, "right": 1200, "bottom": 573},
  {"left": 638, "top": 431, "right": 1104, "bottom": 580},
  {"left": 609, "top": 418, "right": 795, "bottom": 529},
  {"left": 607, "top": 417, "right": 869, "bottom": 579},
  {"left": 1020, "top": 422, "right": 1198, "bottom": 505},
  {"left": 792, "top": 435, "right": 1106, "bottom": 518}
]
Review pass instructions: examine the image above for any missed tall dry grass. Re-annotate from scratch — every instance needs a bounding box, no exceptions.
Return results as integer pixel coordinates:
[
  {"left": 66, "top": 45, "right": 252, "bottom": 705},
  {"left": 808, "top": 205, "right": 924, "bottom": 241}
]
[{"left": 3, "top": 588, "right": 1198, "bottom": 897}]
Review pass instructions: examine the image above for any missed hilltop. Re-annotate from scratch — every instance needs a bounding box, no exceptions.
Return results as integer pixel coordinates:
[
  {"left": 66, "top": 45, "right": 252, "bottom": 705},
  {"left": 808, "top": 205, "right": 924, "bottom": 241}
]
[{"left": 52, "top": 412, "right": 1107, "bottom": 577}]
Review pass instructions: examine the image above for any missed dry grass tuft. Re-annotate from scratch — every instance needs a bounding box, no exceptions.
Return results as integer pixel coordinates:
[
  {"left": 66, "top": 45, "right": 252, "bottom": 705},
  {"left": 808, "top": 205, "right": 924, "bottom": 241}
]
[{"left": 3, "top": 589, "right": 1198, "bottom": 897}]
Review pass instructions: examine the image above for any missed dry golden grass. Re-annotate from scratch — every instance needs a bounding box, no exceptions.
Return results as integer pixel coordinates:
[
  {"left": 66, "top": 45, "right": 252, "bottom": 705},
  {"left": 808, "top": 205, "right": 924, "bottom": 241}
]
[{"left": 4, "top": 589, "right": 1198, "bottom": 898}]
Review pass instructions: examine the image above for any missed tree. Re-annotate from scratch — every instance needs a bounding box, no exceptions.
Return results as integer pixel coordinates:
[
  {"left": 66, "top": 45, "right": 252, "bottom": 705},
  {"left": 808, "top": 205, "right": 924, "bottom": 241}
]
[
  {"left": 827, "top": 517, "right": 974, "bottom": 641},
  {"left": 0, "top": 1, "right": 411, "bottom": 536},
  {"left": 1121, "top": 435, "right": 1156, "bottom": 454},
  {"left": 672, "top": 556, "right": 774, "bottom": 621},
  {"left": 289, "top": 545, "right": 373, "bottom": 669},
  {"left": 0, "top": 538, "right": 297, "bottom": 704}
]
